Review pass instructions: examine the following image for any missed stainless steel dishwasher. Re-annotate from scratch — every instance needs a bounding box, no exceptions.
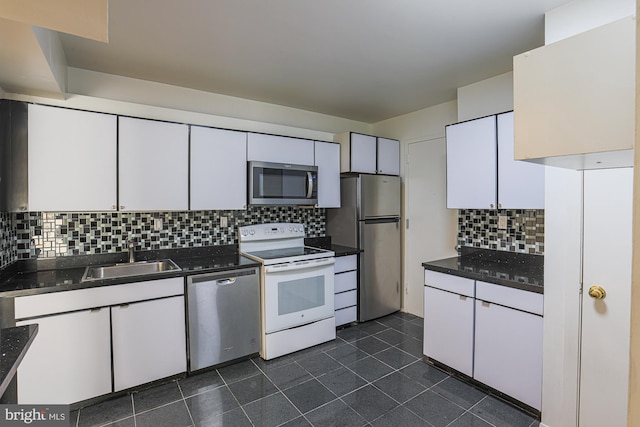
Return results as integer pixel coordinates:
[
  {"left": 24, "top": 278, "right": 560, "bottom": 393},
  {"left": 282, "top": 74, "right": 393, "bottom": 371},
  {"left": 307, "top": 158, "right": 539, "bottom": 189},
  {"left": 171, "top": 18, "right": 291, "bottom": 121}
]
[{"left": 187, "top": 267, "right": 260, "bottom": 372}]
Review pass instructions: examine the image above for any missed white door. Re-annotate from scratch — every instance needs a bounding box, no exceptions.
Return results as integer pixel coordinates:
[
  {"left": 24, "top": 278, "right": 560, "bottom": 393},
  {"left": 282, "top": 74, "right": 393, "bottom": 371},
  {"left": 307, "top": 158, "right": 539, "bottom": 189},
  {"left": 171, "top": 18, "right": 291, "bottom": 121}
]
[
  {"left": 446, "top": 116, "right": 497, "bottom": 209},
  {"left": 405, "top": 138, "right": 458, "bottom": 316},
  {"left": 191, "top": 126, "right": 247, "bottom": 210},
  {"left": 496, "top": 111, "right": 545, "bottom": 209},
  {"left": 247, "top": 133, "right": 314, "bottom": 165},
  {"left": 579, "top": 168, "right": 633, "bottom": 427},
  {"left": 112, "top": 296, "right": 186, "bottom": 391},
  {"left": 314, "top": 141, "right": 340, "bottom": 208},
  {"left": 423, "top": 286, "right": 474, "bottom": 376},
  {"left": 474, "top": 300, "right": 543, "bottom": 410},
  {"left": 349, "top": 133, "right": 377, "bottom": 173},
  {"left": 28, "top": 104, "right": 117, "bottom": 211},
  {"left": 17, "top": 309, "right": 112, "bottom": 404},
  {"left": 263, "top": 261, "right": 335, "bottom": 333},
  {"left": 118, "top": 117, "right": 189, "bottom": 211},
  {"left": 377, "top": 137, "right": 400, "bottom": 175}
]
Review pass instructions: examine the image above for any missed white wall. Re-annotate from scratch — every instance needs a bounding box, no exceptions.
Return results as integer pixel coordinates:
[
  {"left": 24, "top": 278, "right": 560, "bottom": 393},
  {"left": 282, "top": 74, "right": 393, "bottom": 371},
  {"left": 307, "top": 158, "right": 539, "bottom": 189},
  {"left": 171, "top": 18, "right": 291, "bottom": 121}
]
[
  {"left": 456, "top": 72, "right": 514, "bottom": 122},
  {"left": 545, "top": 0, "right": 635, "bottom": 43},
  {"left": 373, "top": 101, "right": 458, "bottom": 316}
]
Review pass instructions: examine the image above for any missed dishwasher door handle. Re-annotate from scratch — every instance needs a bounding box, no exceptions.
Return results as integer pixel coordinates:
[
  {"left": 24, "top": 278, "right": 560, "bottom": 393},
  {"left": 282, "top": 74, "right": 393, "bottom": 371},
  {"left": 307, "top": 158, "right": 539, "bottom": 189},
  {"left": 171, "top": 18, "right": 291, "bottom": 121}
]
[{"left": 215, "top": 278, "right": 237, "bottom": 286}]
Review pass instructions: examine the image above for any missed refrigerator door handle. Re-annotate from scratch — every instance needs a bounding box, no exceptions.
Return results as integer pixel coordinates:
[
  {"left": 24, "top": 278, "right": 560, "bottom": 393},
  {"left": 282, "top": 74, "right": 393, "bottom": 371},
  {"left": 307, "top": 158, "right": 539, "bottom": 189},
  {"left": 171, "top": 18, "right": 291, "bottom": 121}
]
[{"left": 362, "top": 217, "right": 400, "bottom": 224}]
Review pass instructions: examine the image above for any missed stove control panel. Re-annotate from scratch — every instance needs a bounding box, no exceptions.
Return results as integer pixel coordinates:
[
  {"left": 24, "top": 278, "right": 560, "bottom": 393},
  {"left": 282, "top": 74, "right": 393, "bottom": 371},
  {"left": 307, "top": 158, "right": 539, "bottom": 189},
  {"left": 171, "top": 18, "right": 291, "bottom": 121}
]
[{"left": 239, "top": 223, "right": 306, "bottom": 241}]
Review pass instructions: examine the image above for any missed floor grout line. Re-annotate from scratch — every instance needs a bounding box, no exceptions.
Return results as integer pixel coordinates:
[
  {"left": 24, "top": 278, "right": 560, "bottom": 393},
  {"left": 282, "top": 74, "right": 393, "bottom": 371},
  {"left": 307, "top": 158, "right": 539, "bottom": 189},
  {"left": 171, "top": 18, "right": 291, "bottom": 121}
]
[{"left": 74, "top": 313, "right": 538, "bottom": 427}]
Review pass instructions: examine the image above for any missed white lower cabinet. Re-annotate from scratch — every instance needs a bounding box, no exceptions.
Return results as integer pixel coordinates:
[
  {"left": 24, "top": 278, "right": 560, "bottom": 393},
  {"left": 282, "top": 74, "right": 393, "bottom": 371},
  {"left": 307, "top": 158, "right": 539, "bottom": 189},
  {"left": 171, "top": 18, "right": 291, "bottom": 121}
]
[
  {"left": 14, "top": 278, "right": 186, "bottom": 404},
  {"left": 423, "top": 271, "right": 543, "bottom": 410},
  {"left": 334, "top": 255, "right": 358, "bottom": 327},
  {"left": 474, "top": 299, "right": 543, "bottom": 410},
  {"left": 16, "top": 309, "right": 112, "bottom": 404},
  {"left": 112, "top": 296, "right": 186, "bottom": 391},
  {"left": 423, "top": 286, "right": 474, "bottom": 377}
]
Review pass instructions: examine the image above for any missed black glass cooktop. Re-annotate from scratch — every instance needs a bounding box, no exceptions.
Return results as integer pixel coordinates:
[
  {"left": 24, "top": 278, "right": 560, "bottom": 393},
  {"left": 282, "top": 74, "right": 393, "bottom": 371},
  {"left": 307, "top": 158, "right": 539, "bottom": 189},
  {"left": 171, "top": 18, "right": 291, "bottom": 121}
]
[{"left": 244, "top": 246, "right": 331, "bottom": 261}]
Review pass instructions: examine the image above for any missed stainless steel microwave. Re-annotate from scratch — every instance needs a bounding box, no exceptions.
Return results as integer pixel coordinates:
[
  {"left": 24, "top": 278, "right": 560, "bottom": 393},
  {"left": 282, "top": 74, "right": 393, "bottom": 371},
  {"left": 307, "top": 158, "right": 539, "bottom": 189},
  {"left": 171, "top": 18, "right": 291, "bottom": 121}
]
[{"left": 248, "top": 161, "right": 318, "bottom": 206}]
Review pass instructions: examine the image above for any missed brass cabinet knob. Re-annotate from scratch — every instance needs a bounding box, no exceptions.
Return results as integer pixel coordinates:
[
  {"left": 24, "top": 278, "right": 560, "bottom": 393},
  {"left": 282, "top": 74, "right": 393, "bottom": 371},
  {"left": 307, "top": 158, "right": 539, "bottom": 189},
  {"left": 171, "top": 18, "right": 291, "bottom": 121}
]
[{"left": 588, "top": 285, "right": 607, "bottom": 300}]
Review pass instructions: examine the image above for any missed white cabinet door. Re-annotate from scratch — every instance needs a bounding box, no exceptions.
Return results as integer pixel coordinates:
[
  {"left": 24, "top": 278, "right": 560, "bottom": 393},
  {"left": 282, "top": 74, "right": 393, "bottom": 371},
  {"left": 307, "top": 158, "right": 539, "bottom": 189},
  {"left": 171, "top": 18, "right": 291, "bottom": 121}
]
[
  {"left": 497, "top": 112, "right": 545, "bottom": 209},
  {"left": 446, "top": 116, "right": 497, "bottom": 209},
  {"left": 28, "top": 104, "right": 117, "bottom": 211},
  {"left": 16, "top": 309, "right": 111, "bottom": 404},
  {"left": 191, "top": 126, "right": 247, "bottom": 210},
  {"left": 349, "top": 133, "right": 377, "bottom": 173},
  {"left": 247, "top": 133, "right": 314, "bottom": 165},
  {"left": 423, "top": 286, "right": 474, "bottom": 377},
  {"left": 377, "top": 137, "right": 400, "bottom": 175},
  {"left": 474, "top": 300, "right": 543, "bottom": 410},
  {"left": 111, "top": 296, "right": 186, "bottom": 391},
  {"left": 579, "top": 168, "right": 633, "bottom": 427},
  {"left": 118, "top": 117, "right": 189, "bottom": 211},
  {"left": 314, "top": 141, "right": 340, "bottom": 208},
  {"left": 513, "top": 17, "right": 634, "bottom": 168}
]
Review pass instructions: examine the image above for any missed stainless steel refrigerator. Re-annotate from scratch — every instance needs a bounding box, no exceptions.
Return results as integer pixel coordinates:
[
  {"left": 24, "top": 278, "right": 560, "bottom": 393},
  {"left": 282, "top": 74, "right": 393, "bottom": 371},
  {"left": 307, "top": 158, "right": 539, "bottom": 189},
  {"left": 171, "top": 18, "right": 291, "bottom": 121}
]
[{"left": 327, "top": 174, "right": 401, "bottom": 322}]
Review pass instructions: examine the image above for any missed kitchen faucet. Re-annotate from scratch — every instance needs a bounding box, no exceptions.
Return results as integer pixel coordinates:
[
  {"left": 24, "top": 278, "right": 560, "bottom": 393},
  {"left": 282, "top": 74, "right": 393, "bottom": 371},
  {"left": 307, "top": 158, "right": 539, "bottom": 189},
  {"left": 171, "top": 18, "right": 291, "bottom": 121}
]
[{"left": 128, "top": 239, "right": 135, "bottom": 263}]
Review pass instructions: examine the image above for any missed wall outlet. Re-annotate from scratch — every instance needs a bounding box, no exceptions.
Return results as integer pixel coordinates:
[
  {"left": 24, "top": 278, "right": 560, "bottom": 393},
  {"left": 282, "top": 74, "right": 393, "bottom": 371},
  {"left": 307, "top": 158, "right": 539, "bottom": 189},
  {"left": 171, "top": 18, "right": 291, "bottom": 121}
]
[
  {"left": 498, "top": 215, "right": 507, "bottom": 230},
  {"left": 220, "top": 216, "right": 228, "bottom": 228},
  {"left": 153, "top": 218, "right": 163, "bottom": 231}
]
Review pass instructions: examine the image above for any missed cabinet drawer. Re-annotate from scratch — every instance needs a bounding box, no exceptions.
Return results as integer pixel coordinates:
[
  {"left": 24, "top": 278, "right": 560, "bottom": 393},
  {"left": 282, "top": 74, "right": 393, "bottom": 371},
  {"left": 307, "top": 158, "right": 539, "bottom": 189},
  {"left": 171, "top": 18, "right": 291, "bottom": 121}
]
[
  {"left": 335, "top": 306, "right": 357, "bottom": 327},
  {"left": 424, "top": 270, "right": 474, "bottom": 298},
  {"left": 476, "top": 281, "right": 543, "bottom": 316},
  {"left": 335, "top": 271, "right": 357, "bottom": 293},
  {"left": 335, "top": 290, "right": 357, "bottom": 310},
  {"left": 335, "top": 255, "right": 357, "bottom": 273},
  {"left": 15, "top": 277, "right": 185, "bottom": 319}
]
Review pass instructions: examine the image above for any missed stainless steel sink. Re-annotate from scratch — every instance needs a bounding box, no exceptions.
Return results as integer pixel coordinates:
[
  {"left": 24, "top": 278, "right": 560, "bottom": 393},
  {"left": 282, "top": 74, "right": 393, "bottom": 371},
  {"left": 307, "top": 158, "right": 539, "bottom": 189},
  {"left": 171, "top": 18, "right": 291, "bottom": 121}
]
[{"left": 81, "top": 259, "right": 182, "bottom": 282}]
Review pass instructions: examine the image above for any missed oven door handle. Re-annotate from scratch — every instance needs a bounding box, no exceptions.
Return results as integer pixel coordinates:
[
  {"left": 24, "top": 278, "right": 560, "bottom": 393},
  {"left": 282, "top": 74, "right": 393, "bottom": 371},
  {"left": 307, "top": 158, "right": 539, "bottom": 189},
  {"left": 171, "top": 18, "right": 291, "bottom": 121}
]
[{"left": 265, "top": 257, "right": 335, "bottom": 273}]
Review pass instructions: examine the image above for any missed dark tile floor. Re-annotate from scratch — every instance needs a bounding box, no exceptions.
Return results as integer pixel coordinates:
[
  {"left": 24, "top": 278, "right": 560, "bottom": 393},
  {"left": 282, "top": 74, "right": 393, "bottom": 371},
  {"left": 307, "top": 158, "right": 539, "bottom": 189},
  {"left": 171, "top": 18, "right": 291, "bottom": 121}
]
[{"left": 70, "top": 312, "right": 540, "bottom": 427}]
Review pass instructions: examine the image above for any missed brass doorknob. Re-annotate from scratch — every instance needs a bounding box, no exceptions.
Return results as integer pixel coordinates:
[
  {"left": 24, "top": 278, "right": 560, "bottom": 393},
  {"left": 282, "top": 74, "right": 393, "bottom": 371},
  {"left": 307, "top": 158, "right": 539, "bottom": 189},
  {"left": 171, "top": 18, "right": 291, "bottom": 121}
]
[{"left": 588, "top": 285, "right": 606, "bottom": 300}]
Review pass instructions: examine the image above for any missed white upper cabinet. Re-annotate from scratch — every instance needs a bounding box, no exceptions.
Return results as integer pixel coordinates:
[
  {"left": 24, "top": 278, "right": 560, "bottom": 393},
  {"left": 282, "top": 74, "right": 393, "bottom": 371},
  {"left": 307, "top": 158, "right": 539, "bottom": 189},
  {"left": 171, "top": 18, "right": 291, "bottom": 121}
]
[
  {"left": 446, "top": 113, "right": 544, "bottom": 209},
  {"left": 497, "top": 112, "right": 544, "bottom": 209},
  {"left": 247, "top": 133, "right": 314, "bottom": 165},
  {"left": 335, "top": 132, "right": 400, "bottom": 175},
  {"left": 345, "top": 133, "right": 377, "bottom": 173},
  {"left": 118, "top": 117, "right": 189, "bottom": 211},
  {"left": 191, "top": 126, "right": 247, "bottom": 210},
  {"left": 314, "top": 141, "right": 340, "bottom": 208},
  {"left": 446, "top": 116, "right": 497, "bottom": 209},
  {"left": 377, "top": 137, "right": 400, "bottom": 175},
  {"left": 28, "top": 104, "right": 117, "bottom": 211},
  {"left": 513, "top": 16, "right": 634, "bottom": 169}
]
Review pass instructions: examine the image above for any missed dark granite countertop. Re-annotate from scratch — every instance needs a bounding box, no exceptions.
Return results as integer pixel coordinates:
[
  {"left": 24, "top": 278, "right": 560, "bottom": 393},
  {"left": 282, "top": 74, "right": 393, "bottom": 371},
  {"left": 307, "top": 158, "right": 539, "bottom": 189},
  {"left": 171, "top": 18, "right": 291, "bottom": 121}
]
[
  {"left": 422, "top": 247, "right": 543, "bottom": 294},
  {"left": 0, "top": 246, "right": 260, "bottom": 298},
  {"left": 0, "top": 324, "right": 38, "bottom": 398}
]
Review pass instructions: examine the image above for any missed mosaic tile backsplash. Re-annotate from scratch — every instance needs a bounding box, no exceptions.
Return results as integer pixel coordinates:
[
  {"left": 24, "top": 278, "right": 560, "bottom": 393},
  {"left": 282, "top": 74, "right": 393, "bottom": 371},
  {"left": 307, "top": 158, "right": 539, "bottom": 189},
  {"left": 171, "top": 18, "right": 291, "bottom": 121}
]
[
  {"left": 458, "top": 209, "right": 544, "bottom": 255},
  {"left": 10, "top": 207, "right": 326, "bottom": 260},
  {"left": 0, "top": 212, "right": 16, "bottom": 268}
]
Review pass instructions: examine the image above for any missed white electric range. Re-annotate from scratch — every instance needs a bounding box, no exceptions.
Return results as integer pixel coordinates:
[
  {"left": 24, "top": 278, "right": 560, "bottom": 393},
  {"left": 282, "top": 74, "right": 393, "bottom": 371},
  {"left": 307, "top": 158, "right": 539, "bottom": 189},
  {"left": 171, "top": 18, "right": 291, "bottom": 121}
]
[{"left": 239, "top": 223, "right": 336, "bottom": 360}]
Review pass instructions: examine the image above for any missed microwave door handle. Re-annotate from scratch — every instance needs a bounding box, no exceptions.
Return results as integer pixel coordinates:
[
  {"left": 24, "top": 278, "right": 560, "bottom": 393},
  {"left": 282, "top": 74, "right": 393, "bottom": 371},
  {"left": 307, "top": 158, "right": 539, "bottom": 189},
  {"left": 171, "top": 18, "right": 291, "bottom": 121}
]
[{"left": 306, "top": 171, "right": 313, "bottom": 198}]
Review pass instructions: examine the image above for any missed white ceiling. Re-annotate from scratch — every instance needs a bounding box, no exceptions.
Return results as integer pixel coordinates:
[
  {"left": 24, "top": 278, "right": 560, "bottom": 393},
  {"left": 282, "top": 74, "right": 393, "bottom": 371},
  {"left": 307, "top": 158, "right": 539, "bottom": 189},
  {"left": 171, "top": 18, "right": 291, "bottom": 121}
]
[{"left": 16, "top": 0, "right": 572, "bottom": 123}]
